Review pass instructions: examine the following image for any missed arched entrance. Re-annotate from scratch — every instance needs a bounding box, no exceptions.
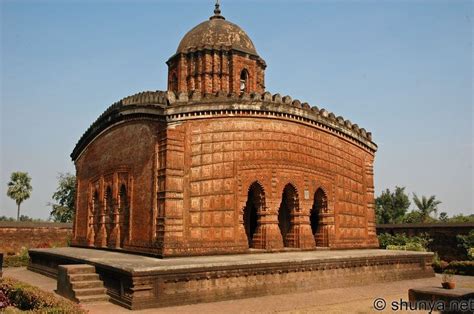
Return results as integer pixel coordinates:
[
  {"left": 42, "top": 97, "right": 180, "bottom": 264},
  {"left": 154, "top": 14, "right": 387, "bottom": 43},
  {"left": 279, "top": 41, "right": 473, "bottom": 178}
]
[
  {"left": 104, "top": 186, "right": 113, "bottom": 245},
  {"left": 93, "top": 190, "right": 100, "bottom": 235},
  {"left": 243, "top": 182, "right": 264, "bottom": 247},
  {"left": 311, "top": 188, "right": 328, "bottom": 247},
  {"left": 278, "top": 184, "right": 298, "bottom": 247},
  {"left": 119, "top": 184, "right": 129, "bottom": 247}
]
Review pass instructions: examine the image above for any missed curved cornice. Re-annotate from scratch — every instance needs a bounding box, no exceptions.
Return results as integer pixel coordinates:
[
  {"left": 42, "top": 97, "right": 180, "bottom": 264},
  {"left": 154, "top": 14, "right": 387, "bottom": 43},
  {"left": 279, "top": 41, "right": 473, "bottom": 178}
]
[{"left": 71, "top": 90, "right": 377, "bottom": 161}]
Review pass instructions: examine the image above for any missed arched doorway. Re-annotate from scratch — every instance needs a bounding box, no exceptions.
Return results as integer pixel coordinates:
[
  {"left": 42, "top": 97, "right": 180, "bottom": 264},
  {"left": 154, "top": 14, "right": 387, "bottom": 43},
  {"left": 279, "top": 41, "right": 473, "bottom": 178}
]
[
  {"left": 118, "top": 184, "right": 129, "bottom": 247},
  {"left": 311, "top": 188, "right": 328, "bottom": 247},
  {"left": 104, "top": 186, "right": 113, "bottom": 245},
  {"left": 89, "top": 190, "right": 99, "bottom": 245},
  {"left": 278, "top": 184, "right": 298, "bottom": 247},
  {"left": 243, "top": 182, "right": 264, "bottom": 247}
]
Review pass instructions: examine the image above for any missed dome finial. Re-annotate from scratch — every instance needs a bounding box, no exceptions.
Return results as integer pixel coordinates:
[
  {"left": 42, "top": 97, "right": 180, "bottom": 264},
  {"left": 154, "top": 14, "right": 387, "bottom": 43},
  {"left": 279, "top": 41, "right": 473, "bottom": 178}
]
[{"left": 210, "top": 0, "right": 225, "bottom": 20}]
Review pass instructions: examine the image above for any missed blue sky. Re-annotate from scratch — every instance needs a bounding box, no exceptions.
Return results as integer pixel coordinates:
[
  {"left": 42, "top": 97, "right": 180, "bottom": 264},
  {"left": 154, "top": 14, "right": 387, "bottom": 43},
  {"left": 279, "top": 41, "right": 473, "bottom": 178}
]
[{"left": 1, "top": 0, "right": 472, "bottom": 219}]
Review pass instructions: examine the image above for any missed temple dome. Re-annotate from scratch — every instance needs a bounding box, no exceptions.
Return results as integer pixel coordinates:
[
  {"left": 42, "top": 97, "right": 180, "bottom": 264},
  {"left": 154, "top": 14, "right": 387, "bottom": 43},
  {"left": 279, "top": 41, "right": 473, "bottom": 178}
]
[{"left": 176, "top": 11, "right": 258, "bottom": 55}]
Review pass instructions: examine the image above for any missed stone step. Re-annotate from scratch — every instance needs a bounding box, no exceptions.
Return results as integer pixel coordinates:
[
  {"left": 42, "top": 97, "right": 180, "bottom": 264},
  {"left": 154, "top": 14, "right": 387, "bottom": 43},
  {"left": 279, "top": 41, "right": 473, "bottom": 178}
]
[
  {"left": 58, "top": 264, "right": 110, "bottom": 305},
  {"left": 71, "top": 280, "right": 104, "bottom": 289},
  {"left": 64, "top": 264, "right": 96, "bottom": 274},
  {"left": 74, "top": 287, "right": 107, "bottom": 297},
  {"left": 69, "top": 273, "right": 100, "bottom": 282},
  {"left": 75, "top": 294, "right": 110, "bottom": 303}
]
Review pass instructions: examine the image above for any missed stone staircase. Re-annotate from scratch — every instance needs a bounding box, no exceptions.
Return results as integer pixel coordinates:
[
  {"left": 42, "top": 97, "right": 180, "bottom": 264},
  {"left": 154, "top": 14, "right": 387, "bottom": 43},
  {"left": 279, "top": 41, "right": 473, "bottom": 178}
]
[{"left": 57, "top": 264, "right": 109, "bottom": 303}]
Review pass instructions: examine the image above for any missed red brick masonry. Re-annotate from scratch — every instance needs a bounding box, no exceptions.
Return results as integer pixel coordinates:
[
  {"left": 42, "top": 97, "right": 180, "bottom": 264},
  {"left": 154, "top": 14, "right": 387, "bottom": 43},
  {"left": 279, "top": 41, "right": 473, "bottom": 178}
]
[
  {"left": 0, "top": 222, "right": 72, "bottom": 254},
  {"left": 70, "top": 91, "right": 379, "bottom": 257}
]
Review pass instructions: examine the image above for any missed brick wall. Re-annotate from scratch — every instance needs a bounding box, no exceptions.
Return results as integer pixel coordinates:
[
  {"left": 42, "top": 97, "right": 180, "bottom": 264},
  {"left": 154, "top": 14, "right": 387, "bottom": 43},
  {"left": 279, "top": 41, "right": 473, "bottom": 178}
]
[
  {"left": 73, "top": 120, "right": 163, "bottom": 251},
  {"left": 73, "top": 111, "right": 378, "bottom": 256},
  {"left": 0, "top": 222, "right": 72, "bottom": 254},
  {"left": 377, "top": 223, "right": 474, "bottom": 261},
  {"left": 173, "top": 116, "right": 377, "bottom": 254}
]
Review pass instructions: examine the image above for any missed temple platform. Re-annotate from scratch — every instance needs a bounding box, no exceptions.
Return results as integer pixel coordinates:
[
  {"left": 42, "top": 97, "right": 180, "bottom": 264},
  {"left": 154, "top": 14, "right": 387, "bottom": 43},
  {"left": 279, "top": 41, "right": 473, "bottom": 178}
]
[{"left": 28, "top": 247, "right": 434, "bottom": 310}]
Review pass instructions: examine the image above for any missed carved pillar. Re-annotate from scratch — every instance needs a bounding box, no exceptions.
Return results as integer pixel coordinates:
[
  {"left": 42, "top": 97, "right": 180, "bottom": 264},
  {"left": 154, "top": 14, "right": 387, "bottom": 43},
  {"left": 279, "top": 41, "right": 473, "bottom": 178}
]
[
  {"left": 256, "top": 61, "right": 266, "bottom": 93},
  {"left": 196, "top": 52, "right": 203, "bottom": 92},
  {"left": 315, "top": 212, "right": 331, "bottom": 247},
  {"left": 155, "top": 129, "right": 167, "bottom": 253},
  {"left": 325, "top": 204, "right": 336, "bottom": 248},
  {"left": 365, "top": 158, "right": 378, "bottom": 247},
  {"left": 221, "top": 51, "right": 229, "bottom": 93},
  {"left": 203, "top": 52, "right": 212, "bottom": 94},
  {"left": 251, "top": 172, "right": 284, "bottom": 250},
  {"left": 188, "top": 54, "right": 195, "bottom": 91},
  {"left": 251, "top": 200, "right": 283, "bottom": 250},
  {"left": 178, "top": 54, "right": 187, "bottom": 93},
  {"left": 284, "top": 190, "right": 315, "bottom": 249},
  {"left": 119, "top": 206, "right": 127, "bottom": 247},
  {"left": 86, "top": 199, "right": 95, "bottom": 246},
  {"left": 156, "top": 125, "right": 185, "bottom": 256},
  {"left": 212, "top": 51, "right": 220, "bottom": 93},
  {"left": 109, "top": 200, "right": 121, "bottom": 249},
  {"left": 93, "top": 207, "right": 100, "bottom": 246},
  {"left": 286, "top": 211, "right": 315, "bottom": 249},
  {"left": 96, "top": 199, "right": 107, "bottom": 248}
]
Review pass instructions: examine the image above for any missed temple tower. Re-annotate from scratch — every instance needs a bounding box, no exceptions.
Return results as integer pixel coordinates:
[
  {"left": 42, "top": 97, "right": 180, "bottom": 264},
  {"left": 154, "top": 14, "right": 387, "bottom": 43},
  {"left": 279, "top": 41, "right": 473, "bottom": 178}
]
[{"left": 166, "top": 2, "right": 266, "bottom": 95}]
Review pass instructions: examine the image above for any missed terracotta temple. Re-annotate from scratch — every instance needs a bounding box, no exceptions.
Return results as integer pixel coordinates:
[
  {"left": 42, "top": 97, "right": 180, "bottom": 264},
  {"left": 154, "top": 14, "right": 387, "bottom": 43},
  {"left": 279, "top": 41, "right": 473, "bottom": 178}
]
[
  {"left": 29, "top": 4, "right": 434, "bottom": 309},
  {"left": 70, "top": 2, "right": 379, "bottom": 257}
]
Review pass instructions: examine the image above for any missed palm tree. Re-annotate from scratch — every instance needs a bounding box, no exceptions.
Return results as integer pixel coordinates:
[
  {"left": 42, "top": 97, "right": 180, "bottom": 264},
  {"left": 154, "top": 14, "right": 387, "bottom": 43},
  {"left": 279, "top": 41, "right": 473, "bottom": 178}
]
[
  {"left": 412, "top": 193, "right": 441, "bottom": 223},
  {"left": 7, "top": 172, "right": 33, "bottom": 221}
]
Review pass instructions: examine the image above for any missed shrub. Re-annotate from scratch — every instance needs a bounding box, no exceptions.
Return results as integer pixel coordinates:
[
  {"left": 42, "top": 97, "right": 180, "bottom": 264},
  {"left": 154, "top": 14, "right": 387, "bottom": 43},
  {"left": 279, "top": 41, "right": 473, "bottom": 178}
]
[
  {"left": 0, "top": 290, "right": 10, "bottom": 309},
  {"left": 3, "top": 256, "right": 29, "bottom": 268},
  {"left": 432, "top": 260, "right": 449, "bottom": 273},
  {"left": 405, "top": 242, "right": 427, "bottom": 251},
  {"left": 431, "top": 252, "right": 449, "bottom": 273},
  {"left": 378, "top": 233, "right": 406, "bottom": 248},
  {"left": 446, "top": 261, "right": 474, "bottom": 276},
  {"left": 0, "top": 277, "right": 85, "bottom": 313},
  {"left": 457, "top": 230, "right": 474, "bottom": 260},
  {"left": 3, "top": 247, "right": 29, "bottom": 268},
  {"left": 386, "top": 243, "right": 426, "bottom": 252},
  {"left": 378, "top": 233, "right": 432, "bottom": 251}
]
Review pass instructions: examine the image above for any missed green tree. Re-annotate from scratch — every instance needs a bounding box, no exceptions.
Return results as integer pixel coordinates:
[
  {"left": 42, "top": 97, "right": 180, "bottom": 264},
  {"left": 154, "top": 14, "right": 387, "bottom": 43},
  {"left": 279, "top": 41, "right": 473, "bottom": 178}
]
[
  {"left": 6, "top": 171, "right": 33, "bottom": 221},
  {"left": 413, "top": 193, "right": 441, "bottom": 223},
  {"left": 448, "top": 214, "right": 474, "bottom": 223},
  {"left": 403, "top": 210, "right": 424, "bottom": 223},
  {"left": 375, "top": 186, "right": 411, "bottom": 224},
  {"left": 19, "top": 215, "right": 44, "bottom": 222},
  {"left": 438, "top": 212, "right": 449, "bottom": 222},
  {"left": 0, "top": 216, "right": 15, "bottom": 222},
  {"left": 49, "top": 173, "right": 76, "bottom": 223}
]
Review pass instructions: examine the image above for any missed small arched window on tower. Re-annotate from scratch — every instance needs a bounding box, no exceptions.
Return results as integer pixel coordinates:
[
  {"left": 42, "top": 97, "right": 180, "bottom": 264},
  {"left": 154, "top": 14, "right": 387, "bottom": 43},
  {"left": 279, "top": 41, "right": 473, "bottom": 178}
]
[{"left": 240, "top": 69, "right": 249, "bottom": 93}]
